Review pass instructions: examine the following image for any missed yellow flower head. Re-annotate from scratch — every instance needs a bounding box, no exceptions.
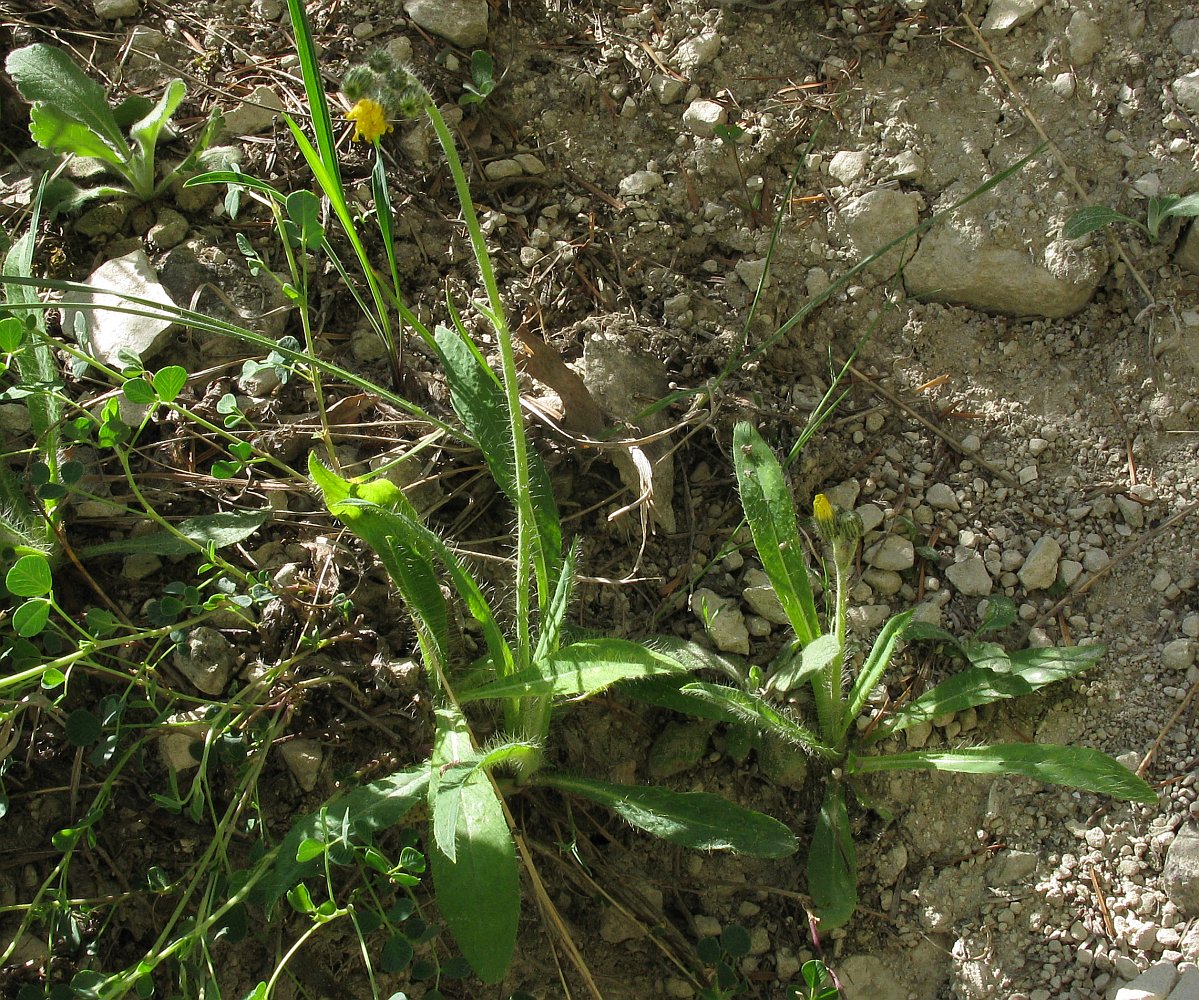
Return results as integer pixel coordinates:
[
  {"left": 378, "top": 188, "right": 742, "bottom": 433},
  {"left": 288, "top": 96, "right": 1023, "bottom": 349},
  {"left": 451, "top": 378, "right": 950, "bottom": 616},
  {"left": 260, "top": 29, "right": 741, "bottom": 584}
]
[
  {"left": 813, "top": 493, "right": 834, "bottom": 526},
  {"left": 346, "top": 98, "right": 393, "bottom": 143}
]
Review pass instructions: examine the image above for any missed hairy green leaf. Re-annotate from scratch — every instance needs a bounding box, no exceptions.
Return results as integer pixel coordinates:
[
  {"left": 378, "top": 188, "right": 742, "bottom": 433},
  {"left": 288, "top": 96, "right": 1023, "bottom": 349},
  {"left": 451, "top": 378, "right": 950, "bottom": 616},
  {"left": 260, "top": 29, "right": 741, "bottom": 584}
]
[
  {"left": 807, "top": 782, "right": 856, "bottom": 931},
  {"left": 541, "top": 773, "right": 798, "bottom": 858},
  {"left": 6, "top": 44, "right": 130, "bottom": 158},
  {"left": 840, "top": 611, "right": 912, "bottom": 740},
  {"left": 871, "top": 644, "right": 1105, "bottom": 740},
  {"left": 767, "top": 632, "right": 839, "bottom": 695},
  {"left": 732, "top": 422, "right": 819, "bottom": 645},
  {"left": 76, "top": 509, "right": 270, "bottom": 559},
  {"left": 678, "top": 680, "right": 832, "bottom": 756},
  {"left": 460, "top": 638, "right": 685, "bottom": 703},
  {"left": 1062, "top": 205, "right": 1130, "bottom": 240},
  {"left": 429, "top": 733, "right": 519, "bottom": 983},
  {"left": 847, "top": 743, "right": 1156, "bottom": 802}
]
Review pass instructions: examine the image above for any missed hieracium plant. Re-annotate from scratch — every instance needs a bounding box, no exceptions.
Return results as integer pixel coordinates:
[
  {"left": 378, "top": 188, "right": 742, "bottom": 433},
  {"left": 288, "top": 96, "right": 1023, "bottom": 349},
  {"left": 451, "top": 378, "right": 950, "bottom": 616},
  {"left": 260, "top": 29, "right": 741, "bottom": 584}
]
[
  {"left": 630, "top": 422, "right": 1156, "bottom": 930},
  {"left": 240, "top": 28, "right": 799, "bottom": 990},
  {"left": 5, "top": 43, "right": 224, "bottom": 208}
]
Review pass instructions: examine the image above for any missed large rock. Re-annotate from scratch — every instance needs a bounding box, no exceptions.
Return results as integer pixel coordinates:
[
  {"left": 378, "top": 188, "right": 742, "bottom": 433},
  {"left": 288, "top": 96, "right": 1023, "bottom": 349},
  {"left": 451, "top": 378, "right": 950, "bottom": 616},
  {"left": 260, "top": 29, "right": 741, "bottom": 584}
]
[
  {"left": 837, "top": 189, "right": 920, "bottom": 274},
  {"left": 61, "top": 248, "right": 178, "bottom": 366},
  {"left": 1164, "top": 823, "right": 1199, "bottom": 916},
  {"left": 904, "top": 206, "right": 1106, "bottom": 318},
  {"left": 404, "top": 0, "right": 488, "bottom": 48}
]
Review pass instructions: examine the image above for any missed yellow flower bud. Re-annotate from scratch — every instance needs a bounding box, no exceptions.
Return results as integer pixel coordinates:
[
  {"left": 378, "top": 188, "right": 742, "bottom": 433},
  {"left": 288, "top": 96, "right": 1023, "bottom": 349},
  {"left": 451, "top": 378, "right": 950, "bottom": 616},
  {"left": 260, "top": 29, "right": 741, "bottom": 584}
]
[{"left": 346, "top": 98, "right": 393, "bottom": 143}]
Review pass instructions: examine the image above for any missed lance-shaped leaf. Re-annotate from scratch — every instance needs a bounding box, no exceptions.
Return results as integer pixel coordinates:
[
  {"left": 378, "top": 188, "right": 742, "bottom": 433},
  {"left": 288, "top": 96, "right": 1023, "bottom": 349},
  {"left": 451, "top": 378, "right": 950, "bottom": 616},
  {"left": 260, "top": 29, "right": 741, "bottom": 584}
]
[
  {"left": 766, "top": 633, "right": 839, "bottom": 695},
  {"left": 868, "top": 644, "right": 1106, "bottom": 742},
  {"left": 807, "top": 782, "right": 857, "bottom": 930},
  {"left": 732, "top": 422, "right": 820, "bottom": 645},
  {"left": 847, "top": 743, "right": 1156, "bottom": 803},
  {"left": 429, "top": 708, "right": 519, "bottom": 983},
  {"left": 6, "top": 44, "right": 132, "bottom": 159},
  {"left": 840, "top": 611, "right": 912, "bottom": 741},
  {"left": 540, "top": 773, "right": 797, "bottom": 858},
  {"left": 459, "top": 638, "right": 685, "bottom": 703},
  {"left": 677, "top": 680, "right": 834, "bottom": 758}
]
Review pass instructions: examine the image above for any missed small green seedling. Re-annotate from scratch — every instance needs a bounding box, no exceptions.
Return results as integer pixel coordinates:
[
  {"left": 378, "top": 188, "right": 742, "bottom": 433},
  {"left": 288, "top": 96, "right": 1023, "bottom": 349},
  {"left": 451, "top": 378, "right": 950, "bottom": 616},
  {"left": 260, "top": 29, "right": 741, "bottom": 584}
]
[
  {"left": 1064, "top": 192, "right": 1199, "bottom": 243},
  {"left": 793, "top": 959, "right": 840, "bottom": 1000},
  {"left": 5, "top": 43, "right": 223, "bottom": 205},
  {"left": 459, "top": 50, "right": 498, "bottom": 106},
  {"left": 713, "top": 122, "right": 766, "bottom": 227},
  {"left": 631, "top": 423, "right": 1156, "bottom": 932}
]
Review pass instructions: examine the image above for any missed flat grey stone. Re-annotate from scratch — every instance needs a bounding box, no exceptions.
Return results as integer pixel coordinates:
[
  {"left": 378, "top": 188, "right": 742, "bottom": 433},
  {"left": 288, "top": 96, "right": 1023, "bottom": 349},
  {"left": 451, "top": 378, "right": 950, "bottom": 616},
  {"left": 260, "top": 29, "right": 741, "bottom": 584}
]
[
  {"left": 173, "top": 625, "right": 237, "bottom": 695},
  {"left": 981, "top": 0, "right": 1047, "bottom": 36},
  {"left": 62, "top": 248, "right": 178, "bottom": 366},
  {"left": 222, "top": 84, "right": 284, "bottom": 136},
  {"left": 989, "top": 849, "right": 1038, "bottom": 885},
  {"left": 279, "top": 738, "right": 323, "bottom": 792},
  {"left": 828, "top": 149, "right": 870, "bottom": 186},
  {"left": 1174, "top": 70, "right": 1199, "bottom": 115},
  {"left": 672, "top": 32, "right": 720, "bottom": 74},
  {"left": 837, "top": 189, "right": 920, "bottom": 274},
  {"left": 905, "top": 219, "right": 1105, "bottom": 318},
  {"left": 403, "top": 0, "right": 488, "bottom": 47},
  {"left": 1117, "top": 961, "right": 1179, "bottom": 1000},
  {"left": 946, "top": 556, "right": 993, "bottom": 596},
  {"left": 1168, "top": 970, "right": 1199, "bottom": 1000},
  {"left": 865, "top": 535, "right": 915, "bottom": 571},
  {"left": 94, "top": 0, "right": 139, "bottom": 18},
  {"left": 692, "top": 588, "right": 749, "bottom": 654},
  {"left": 682, "top": 98, "right": 726, "bottom": 138},
  {"left": 1019, "top": 535, "right": 1061, "bottom": 591},
  {"left": 926, "top": 483, "right": 960, "bottom": 511},
  {"left": 618, "top": 170, "right": 663, "bottom": 197},
  {"left": 1066, "top": 11, "right": 1104, "bottom": 63},
  {"left": 1164, "top": 824, "right": 1199, "bottom": 916}
]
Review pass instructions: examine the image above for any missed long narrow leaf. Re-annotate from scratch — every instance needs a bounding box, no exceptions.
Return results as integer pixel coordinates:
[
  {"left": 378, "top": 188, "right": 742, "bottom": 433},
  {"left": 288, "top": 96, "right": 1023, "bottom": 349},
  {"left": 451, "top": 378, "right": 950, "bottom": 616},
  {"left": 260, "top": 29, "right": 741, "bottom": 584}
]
[
  {"left": 870, "top": 644, "right": 1105, "bottom": 741},
  {"left": 429, "top": 709, "right": 519, "bottom": 983},
  {"left": 840, "top": 611, "right": 912, "bottom": 741},
  {"left": 732, "top": 422, "right": 820, "bottom": 645},
  {"left": 807, "top": 782, "right": 856, "bottom": 930},
  {"left": 309, "top": 456, "right": 451, "bottom": 676},
  {"left": 847, "top": 743, "right": 1156, "bottom": 802},
  {"left": 533, "top": 540, "right": 579, "bottom": 663},
  {"left": 623, "top": 674, "right": 747, "bottom": 723},
  {"left": 541, "top": 773, "right": 797, "bottom": 858},
  {"left": 678, "top": 680, "right": 833, "bottom": 757},
  {"left": 460, "top": 638, "right": 685, "bottom": 703}
]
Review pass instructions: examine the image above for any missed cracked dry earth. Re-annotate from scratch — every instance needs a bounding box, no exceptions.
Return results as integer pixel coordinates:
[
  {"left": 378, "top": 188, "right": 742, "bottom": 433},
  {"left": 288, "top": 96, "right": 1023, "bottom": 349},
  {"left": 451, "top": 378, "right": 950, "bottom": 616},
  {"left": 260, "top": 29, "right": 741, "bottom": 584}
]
[{"left": 3, "top": 0, "right": 1199, "bottom": 998}]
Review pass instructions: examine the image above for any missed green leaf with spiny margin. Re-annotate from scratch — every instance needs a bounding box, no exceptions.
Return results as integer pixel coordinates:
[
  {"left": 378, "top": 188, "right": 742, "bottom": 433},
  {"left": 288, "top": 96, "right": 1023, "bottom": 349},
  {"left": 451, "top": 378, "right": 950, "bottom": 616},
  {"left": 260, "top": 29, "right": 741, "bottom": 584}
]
[
  {"left": 732, "top": 422, "right": 819, "bottom": 645},
  {"left": 840, "top": 610, "right": 912, "bottom": 741},
  {"left": 678, "top": 680, "right": 832, "bottom": 755},
  {"left": 847, "top": 743, "right": 1156, "bottom": 803},
  {"left": 540, "top": 773, "right": 798, "bottom": 858}
]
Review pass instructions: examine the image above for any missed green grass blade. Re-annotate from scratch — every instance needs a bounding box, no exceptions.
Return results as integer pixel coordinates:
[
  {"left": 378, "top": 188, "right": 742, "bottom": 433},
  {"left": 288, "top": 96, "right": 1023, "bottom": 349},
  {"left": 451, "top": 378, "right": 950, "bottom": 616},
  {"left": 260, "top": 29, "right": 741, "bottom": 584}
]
[
  {"left": 847, "top": 743, "right": 1156, "bottom": 802},
  {"left": 732, "top": 422, "right": 820, "bottom": 645},
  {"left": 540, "top": 773, "right": 798, "bottom": 858},
  {"left": 807, "top": 782, "right": 857, "bottom": 930},
  {"left": 839, "top": 611, "right": 913, "bottom": 742},
  {"left": 250, "top": 766, "right": 430, "bottom": 912},
  {"left": 460, "top": 638, "right": 685, "bottom": 703},
  {"left": 869, "top": 644, "right": 1105, "bottom": 741},
  {"left": 283, "top": 0, "right": 341, "bottom": 189}
]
